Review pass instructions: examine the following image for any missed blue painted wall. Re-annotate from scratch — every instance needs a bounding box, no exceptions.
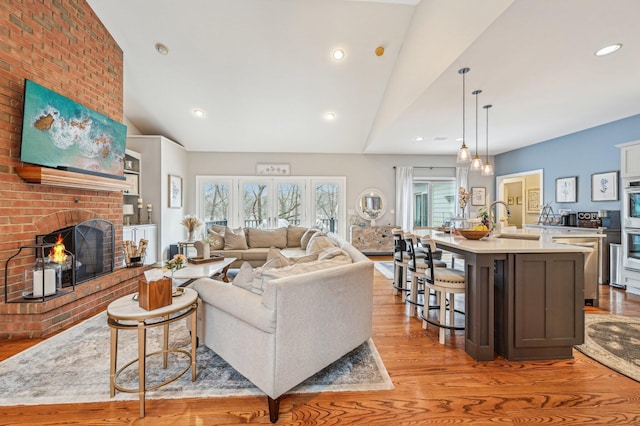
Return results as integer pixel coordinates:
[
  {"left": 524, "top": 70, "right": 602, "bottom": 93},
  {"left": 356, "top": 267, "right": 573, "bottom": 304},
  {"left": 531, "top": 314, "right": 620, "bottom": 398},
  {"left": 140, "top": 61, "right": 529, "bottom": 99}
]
[{"left": 495, "top": 114, "right": 640, "bottom": 213}]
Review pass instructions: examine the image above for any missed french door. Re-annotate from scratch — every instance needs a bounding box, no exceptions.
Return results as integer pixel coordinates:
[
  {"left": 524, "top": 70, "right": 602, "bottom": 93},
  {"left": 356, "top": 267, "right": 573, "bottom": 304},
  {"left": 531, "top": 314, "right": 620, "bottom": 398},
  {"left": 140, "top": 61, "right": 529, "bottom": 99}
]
[{"left": 239, "top": 178, "right": 305, "bottom": 228}]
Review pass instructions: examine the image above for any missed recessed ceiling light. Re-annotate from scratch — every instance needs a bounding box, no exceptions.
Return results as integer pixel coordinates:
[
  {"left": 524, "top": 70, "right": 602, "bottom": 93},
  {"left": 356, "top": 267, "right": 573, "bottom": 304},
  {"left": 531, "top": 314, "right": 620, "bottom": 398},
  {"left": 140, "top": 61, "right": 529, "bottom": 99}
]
[
  {"left": 192, "top": 108, "right": 205, "bottom": 118},
  {"left": 433, "top": 136, "right": 448, "bottom": 141},
  {"left": 415, "top": 137, "right": 424, "bottom": 142},
  {"left": 325, "top": 112, "right": 336, "bottom": 120},
  {"left": 332, "top": 49, "right": 345, "bottom": 61},
  {"left": 155, "top": 43, "right": 169, "bottom": 55},
  {"left": 595, "top": 43, "right": 622, "bottom": 56}
]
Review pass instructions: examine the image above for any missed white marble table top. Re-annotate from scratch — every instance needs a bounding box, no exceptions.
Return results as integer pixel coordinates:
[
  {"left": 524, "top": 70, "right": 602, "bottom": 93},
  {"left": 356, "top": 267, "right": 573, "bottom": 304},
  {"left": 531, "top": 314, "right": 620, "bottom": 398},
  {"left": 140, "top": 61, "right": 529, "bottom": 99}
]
[
  {"left": 165, "top": 257, "right": 236, "bottom": 280},
  {"left": 107, "top": 287, "right": 198, "bottom": 321}
]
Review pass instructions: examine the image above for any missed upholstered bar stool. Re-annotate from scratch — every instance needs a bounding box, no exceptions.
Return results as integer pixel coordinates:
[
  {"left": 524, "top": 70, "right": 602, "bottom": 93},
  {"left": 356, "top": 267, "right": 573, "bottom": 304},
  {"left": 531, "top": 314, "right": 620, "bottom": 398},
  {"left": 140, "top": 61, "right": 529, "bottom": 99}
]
[
  {"left": 420, "top": 244, "right": 466, "bottom": 344},
  {"left": 391, "top": 229, "right": 410, "bottom": 298},
  {"left": 405, "top": 234, "right": 439, "bottom": 317}
]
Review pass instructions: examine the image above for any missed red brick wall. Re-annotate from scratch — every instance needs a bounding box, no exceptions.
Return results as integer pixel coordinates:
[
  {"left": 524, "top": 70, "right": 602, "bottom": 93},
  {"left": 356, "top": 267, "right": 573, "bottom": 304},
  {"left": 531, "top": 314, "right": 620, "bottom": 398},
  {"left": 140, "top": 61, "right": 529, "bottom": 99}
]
[{"left": 0, "top": 0, "right": 143, "bottom": 338}]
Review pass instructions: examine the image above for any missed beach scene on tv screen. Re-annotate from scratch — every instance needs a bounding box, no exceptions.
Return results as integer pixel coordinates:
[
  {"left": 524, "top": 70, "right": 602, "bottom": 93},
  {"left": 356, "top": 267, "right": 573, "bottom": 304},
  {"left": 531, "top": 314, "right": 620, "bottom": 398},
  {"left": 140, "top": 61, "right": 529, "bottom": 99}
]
[{"left": 20, "top": 80, "right": 127, "bottom": 177}]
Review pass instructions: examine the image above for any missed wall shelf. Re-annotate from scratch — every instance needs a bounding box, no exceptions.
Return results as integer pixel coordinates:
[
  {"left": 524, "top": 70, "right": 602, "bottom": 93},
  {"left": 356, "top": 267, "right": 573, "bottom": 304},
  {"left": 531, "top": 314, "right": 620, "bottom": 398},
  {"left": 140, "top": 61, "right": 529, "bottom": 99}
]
[{"left": 15, "top": 166, "right": 131, "bottom": 192}]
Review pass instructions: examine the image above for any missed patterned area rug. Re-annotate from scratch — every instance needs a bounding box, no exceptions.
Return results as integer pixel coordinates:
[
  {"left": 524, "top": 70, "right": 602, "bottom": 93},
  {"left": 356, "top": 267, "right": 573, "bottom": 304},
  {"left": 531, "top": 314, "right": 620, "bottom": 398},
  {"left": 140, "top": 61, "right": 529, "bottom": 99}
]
[
  {"left": 574, "top": 313, "right": 640, "bottom": 382},
  {"left": 0, "top": 311, "right": 393, "bottom": 406}
]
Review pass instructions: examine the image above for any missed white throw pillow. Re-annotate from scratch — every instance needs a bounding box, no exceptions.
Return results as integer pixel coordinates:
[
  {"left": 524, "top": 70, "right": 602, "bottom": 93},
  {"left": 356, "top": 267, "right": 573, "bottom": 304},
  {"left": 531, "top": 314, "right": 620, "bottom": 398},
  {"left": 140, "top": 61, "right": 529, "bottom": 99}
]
[{"left": 224, "top": 227, "right": 248, "bottom": 250}]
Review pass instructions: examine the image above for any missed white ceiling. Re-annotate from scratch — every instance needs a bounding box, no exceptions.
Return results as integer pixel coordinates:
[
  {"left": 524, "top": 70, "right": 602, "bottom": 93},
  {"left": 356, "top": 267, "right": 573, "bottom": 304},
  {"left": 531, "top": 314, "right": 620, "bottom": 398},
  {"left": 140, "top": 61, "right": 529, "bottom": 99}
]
[{"left": 87, "top": 0, "right": 640, "bottom": 156}]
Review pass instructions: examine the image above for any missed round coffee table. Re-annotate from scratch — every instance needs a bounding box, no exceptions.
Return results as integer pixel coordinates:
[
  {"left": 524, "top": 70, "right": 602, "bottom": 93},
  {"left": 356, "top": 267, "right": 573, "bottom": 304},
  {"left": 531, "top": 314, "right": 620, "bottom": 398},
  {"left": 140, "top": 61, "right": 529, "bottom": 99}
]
[{"left": 107, "top": 287, "right": 198, "bottom": 417}]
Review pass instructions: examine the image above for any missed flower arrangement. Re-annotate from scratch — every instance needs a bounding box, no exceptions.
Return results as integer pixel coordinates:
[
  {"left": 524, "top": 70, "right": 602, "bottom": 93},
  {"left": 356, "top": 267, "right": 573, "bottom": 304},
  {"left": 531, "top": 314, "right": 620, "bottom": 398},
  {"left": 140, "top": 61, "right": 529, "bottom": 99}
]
[
  {"left": 458, "top": 187, "right": 469, "bottom": 216},
  {"left": 181, "top": 215, "right": 203, "bottom": 241},
  {"left": 165, "top": 253, "right": 186, "bottom": 273}
]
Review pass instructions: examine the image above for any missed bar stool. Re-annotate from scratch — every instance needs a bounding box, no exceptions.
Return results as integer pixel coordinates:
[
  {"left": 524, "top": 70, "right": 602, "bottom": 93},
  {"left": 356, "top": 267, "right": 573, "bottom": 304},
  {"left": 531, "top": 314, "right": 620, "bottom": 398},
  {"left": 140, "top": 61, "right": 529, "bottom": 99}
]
[
  {"left": 420, "top": 244, "right": 466, "bottom": 344},
  {"left": 405, "top": 234, "right": 440, "bottom": 317}
]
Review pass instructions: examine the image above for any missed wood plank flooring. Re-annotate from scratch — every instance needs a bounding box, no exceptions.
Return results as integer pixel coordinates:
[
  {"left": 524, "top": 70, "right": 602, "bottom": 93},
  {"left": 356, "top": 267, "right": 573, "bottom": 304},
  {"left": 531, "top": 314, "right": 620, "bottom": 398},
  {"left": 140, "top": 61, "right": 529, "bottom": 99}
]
[{"left": 2, "top": 257, "right": 640, "bottom": 425}]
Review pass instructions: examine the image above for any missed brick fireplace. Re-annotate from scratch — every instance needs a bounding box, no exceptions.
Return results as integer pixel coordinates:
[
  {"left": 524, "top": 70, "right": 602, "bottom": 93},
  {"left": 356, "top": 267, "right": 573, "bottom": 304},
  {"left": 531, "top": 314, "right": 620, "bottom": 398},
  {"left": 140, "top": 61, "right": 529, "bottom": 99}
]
[{"left": 0, "top": 0, "right": 145, "bottom": 338}]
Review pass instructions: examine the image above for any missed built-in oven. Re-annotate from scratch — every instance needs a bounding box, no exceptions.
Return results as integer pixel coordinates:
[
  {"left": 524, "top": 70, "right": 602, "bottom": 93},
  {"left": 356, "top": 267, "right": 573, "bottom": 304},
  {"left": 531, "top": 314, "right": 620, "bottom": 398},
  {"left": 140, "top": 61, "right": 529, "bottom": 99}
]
[
  {"left": 623, "top": 227, "right": 640, "bottom": 271},
  {"left": 623, "top": 179, "right": 640, "bottom": 228}
]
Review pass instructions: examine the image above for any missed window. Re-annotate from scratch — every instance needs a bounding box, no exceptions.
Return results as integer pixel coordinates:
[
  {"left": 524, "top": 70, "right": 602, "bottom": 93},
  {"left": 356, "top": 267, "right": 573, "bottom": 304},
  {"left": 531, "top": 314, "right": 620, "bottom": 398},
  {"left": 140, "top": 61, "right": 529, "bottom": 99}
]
[
  {"left": 413, "top": 179, "right": 455, "bottom": 228},
  {"left": 196, "top": 176, "right": 345, "bottom": 236}
]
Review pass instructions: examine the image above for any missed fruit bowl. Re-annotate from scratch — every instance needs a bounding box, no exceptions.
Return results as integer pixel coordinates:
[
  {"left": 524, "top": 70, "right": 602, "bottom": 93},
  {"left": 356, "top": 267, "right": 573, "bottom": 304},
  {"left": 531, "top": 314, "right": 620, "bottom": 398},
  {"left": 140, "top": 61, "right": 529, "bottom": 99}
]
[{"left": 456, "top": 228, "right": 490, "bottom": 240}]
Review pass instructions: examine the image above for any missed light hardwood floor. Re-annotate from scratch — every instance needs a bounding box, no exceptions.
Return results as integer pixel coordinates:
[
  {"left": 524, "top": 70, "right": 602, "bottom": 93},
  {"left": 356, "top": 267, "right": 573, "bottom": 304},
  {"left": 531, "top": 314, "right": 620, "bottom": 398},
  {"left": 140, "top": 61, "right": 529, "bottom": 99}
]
[{"left": 2, "top": 257, "right": 640, "bottom": 425}]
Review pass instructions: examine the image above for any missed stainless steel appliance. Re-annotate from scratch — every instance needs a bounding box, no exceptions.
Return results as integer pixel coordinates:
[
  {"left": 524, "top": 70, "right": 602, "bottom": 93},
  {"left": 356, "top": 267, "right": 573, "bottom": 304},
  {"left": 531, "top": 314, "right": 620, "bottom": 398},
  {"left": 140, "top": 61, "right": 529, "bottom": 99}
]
[
  {"left": 623, "top": 179, "right": 640, "bottom": 228},
  {"left": 623, "top": 227, "right": 640, "bottom": 271}
]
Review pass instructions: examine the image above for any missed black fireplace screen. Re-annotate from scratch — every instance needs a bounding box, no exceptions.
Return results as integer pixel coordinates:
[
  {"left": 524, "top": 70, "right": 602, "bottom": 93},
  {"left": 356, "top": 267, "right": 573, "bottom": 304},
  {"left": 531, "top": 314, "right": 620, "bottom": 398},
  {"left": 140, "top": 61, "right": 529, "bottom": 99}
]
[{"left": 36, "top": 219, "right": 114, "bottom": 286}]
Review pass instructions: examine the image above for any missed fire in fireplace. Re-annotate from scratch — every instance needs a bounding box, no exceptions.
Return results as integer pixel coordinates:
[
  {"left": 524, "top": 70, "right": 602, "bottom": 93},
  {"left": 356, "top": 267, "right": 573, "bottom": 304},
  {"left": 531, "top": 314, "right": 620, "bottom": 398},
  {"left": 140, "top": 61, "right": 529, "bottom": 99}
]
[{"left": 36, "top": 219, "right": 115, "bottom": 286}]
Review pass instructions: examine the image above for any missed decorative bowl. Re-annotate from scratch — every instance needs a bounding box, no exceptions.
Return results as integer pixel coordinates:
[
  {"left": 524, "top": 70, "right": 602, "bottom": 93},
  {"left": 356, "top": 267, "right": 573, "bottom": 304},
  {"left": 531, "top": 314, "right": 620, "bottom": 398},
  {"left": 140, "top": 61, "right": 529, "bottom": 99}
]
[{"left": 456, "top": 229, "right": 490, "bottom": 240}]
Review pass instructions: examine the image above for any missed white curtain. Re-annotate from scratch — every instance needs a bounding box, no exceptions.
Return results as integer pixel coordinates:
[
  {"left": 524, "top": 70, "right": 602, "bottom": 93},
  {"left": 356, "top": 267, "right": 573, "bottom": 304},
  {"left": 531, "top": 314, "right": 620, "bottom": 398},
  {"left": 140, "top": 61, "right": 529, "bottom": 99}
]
[
  {"left": 395, "top": 166, "right": 414, "bottom": 230},
  {"left": 456, "top": 167, "right": 469, "bottom": 218}
]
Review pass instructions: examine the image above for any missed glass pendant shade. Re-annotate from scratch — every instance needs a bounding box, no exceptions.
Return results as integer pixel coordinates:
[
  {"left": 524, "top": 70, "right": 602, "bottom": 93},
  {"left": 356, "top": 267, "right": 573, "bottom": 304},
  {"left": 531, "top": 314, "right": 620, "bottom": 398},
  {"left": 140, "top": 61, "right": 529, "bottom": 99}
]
[
  {"left": 456, "top": 143, "right": 471, "bottom": 162},
  {"left": 481, "top": 161, "right": 494, "bottom": 176},
  {"left": 456, "top": 67, "right": 471, "bottom": 163},
  {"left": 470, "top": 154, "right": 483, "bottom": 171}
]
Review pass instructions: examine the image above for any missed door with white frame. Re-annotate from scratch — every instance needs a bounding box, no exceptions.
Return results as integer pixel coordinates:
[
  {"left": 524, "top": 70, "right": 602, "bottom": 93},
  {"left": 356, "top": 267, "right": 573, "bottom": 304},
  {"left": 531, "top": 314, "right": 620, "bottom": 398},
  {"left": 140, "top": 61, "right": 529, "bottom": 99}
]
[{"left": 239, "top": 178, "right": 306, "bottom": 228}]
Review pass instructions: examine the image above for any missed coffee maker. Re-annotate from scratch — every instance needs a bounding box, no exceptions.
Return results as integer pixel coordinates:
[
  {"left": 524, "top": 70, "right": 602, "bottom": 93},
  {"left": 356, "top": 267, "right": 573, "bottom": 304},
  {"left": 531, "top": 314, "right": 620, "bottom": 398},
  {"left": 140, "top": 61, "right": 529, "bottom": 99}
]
[{"left": 559, "top": 209, "right": 577, "bottom": 227}]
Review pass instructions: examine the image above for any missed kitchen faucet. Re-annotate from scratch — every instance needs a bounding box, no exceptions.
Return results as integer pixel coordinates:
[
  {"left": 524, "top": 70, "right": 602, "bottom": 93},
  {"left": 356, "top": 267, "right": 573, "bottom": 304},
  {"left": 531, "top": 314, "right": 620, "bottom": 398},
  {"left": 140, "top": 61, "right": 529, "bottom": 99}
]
[{"left": 488, "top": 200, "right": 511, "bottom": 230}]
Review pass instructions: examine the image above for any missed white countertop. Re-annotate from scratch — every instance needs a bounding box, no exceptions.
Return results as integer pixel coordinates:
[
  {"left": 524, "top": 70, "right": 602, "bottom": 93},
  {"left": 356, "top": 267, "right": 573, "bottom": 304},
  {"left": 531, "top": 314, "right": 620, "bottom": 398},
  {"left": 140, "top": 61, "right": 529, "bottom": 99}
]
[
  {"left": 498, "top": 228, "right": 606, "bottom": 239},
  {"left": 418, "top": 230, "right": 594, "bottom": 254}
]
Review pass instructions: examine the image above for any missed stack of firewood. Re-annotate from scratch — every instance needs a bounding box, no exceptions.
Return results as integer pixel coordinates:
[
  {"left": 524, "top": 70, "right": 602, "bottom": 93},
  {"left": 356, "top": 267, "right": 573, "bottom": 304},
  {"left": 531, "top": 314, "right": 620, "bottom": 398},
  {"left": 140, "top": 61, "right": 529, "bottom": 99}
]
[{"left": 123, "top": 239, "right": 148, "bottom": 266}]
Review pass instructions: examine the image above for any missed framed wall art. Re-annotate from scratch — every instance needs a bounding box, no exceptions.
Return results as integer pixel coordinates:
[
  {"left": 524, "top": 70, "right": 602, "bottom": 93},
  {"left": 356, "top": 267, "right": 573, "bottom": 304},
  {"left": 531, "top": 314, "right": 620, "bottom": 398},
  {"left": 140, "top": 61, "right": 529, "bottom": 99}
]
[
  {"left": 556, "top": 176, "right": 577, "bottom": 203},
  {"left": 527, "top": 188, "right": 540, "bottom": 213},
  {"left": 591, "top": 171, "right": 618, "bottom": 202},
  {"left": 471, "top": 187, "right": 486, "bottom": 206},
  {"left": 168, "top": 174, "right": 182, "bottom": 208}
]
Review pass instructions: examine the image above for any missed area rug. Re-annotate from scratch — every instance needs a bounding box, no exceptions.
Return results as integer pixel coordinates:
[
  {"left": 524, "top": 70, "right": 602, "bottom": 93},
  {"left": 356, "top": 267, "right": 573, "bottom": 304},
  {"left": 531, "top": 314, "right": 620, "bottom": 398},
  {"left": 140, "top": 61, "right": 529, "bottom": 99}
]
[
  {"left": 374, "top": 261, "right": 394, "bottom": 280},
  {"left": 574, "top": 313, "right": 640, "bottom": 382},
  {"left": 0, "top": 311, "right": 393, "bottom": 406}
]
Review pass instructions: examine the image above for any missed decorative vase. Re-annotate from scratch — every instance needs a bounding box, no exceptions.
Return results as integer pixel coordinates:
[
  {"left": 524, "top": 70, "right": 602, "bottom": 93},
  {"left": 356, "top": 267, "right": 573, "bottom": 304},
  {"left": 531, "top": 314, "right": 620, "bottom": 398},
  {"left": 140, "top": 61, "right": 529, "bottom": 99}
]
[{"left": 188, "top": 230, "right": 195, "bottom": 241}]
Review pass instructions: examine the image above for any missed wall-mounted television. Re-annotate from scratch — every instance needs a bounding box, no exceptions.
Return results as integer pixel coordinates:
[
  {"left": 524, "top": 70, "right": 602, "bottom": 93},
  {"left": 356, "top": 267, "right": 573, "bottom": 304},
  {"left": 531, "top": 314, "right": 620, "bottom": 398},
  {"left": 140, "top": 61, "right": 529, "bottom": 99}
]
[{"left": 20, "top": 80, "right": 127, "bottom": 178}]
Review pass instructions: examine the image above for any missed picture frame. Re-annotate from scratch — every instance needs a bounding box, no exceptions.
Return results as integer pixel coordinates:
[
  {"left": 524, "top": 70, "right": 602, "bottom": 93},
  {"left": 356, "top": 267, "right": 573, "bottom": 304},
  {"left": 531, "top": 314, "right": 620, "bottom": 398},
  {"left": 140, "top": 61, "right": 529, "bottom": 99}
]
[
  {"left": 556, "top": 176, "right": 577, "bottom": 203},
  {"left": 507, "top": 197, "right": 514, "bottom": 205},
  {"left": 527, "top": 188, "right": 540, "bottom": 213},
  {"left": 471, "top": 187, "right": 486, "bottom": 206},
  {"left": 591, "top": 171, "right": 618, "bottom": 202},
  {"left": 168, "top": 175, "right": 182, "bottom": 208},
  {"left": 516, "top": 196, "right": 522, "bottom": 205}
]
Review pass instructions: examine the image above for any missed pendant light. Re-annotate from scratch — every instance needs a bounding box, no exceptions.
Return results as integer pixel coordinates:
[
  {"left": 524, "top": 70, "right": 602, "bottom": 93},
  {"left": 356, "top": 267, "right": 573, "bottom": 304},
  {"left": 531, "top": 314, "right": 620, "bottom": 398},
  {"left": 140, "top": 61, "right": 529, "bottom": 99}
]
[
  {"left": 481, "top": 104, "right": 494, "bottom": 176},
  {"left": 456, "top": 67, "right": 471, "bottom": 163},
  {"left": 470, "top": 89, "right": 483, "bottom": 171}
]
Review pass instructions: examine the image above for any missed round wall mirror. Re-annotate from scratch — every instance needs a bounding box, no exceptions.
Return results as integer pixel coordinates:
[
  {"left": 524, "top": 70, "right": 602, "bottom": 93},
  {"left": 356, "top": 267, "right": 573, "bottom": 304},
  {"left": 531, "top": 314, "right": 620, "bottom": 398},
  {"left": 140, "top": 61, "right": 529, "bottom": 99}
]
[{"left": 356, "top": 189, "right": 386, "bottom": 221}]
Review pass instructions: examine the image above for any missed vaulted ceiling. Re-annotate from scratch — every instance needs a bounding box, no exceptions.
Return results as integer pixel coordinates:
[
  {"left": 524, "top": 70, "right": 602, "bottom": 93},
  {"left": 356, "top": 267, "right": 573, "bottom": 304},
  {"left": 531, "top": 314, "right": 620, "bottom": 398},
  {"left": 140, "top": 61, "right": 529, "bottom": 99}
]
[{"left": 87, "top": 0, "right": 640, "bottom": 155}]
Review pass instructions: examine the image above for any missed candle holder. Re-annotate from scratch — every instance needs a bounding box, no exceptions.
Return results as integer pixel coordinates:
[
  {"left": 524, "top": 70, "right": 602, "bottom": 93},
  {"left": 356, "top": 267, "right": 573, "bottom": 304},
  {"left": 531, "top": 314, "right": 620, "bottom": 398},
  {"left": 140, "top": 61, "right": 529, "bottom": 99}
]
[{"left": 147, "top": 211, "right": 152, "bottom": 224}]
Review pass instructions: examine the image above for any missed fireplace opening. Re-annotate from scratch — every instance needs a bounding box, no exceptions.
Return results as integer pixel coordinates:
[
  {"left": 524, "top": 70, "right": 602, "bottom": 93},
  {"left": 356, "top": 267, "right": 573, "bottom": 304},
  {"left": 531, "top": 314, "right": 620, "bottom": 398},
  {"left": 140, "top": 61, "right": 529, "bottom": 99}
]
[{"left": 36, "top": 219, "right": 115, "bottom": 287}]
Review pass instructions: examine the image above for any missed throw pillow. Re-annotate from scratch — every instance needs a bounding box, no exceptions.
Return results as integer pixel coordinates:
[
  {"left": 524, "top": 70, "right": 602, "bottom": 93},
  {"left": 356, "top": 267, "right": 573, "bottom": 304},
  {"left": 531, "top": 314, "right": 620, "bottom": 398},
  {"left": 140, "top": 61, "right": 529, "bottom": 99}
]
[
  {"left": 231, "top": 262, "right": 255, "bottom": 291},
  {"left": 210, "top": 224, "right": 226, "bottom": 234},
  {"left": 318, "top": 247, "right": 351, "bottom": 262},
  {"left": 250, "top": 257, "right": 282, "bottom": 295},
  {"left": 306, "top": 233, "right": 338, "bottom": 255},
  {"left": 300, "top": 228, "right": 320, "bottom": 250},
  {"left": 224, "top": 227, "right": 249, "bottom": 250},
  {"left": 286, "top": 225, "right": 307, "bottom": 247},
  {"left": 207, "top": 229, "right": 225, "bottom": 250},
  {"left": 248, "top": 227, "right": 287, "bottom": 248},
  {"left": 266, "top": 247, "right": 293, "bottom": 267}
]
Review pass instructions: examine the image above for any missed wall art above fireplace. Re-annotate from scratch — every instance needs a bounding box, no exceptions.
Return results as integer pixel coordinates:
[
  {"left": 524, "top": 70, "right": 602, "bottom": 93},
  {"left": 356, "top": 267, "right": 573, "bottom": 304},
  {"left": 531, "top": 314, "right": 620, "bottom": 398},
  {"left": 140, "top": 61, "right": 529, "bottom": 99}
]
[{"left": 20, "top": 80, "right": 127, "bottom": 178}]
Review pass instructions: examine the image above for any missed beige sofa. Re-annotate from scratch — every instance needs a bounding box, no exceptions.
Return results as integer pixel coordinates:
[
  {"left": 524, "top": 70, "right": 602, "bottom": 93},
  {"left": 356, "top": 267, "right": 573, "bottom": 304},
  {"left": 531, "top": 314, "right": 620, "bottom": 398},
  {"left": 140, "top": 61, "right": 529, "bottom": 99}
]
[
  {"left": 191, "top": 233, "right": 373, "bottom": 423},
  {"left": 207, "top": 225, "right": 317, "bottom": 268}
]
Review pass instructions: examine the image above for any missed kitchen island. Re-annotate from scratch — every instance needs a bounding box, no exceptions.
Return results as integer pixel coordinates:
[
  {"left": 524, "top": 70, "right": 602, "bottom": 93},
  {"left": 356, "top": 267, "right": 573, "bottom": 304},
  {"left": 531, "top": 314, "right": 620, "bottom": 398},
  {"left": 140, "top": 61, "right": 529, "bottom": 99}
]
[{"left": 417, "top": 230, "right": 591, "bottom": 362}]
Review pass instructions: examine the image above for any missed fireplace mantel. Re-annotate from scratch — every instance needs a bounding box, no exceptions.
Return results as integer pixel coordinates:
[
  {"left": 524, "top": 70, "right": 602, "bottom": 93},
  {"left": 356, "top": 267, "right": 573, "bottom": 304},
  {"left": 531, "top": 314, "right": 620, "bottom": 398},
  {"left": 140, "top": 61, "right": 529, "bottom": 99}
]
[{"left": 15, "top": 166, "right": 131, "bottom": 192}]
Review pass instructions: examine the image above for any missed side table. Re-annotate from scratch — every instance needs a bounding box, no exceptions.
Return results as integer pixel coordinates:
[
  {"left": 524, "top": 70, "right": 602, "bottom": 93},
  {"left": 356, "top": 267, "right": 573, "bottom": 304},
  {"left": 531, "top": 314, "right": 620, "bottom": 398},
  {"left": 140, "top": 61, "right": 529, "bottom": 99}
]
[{"left": 107, "top": 287, "right": 198, "bottom": 417}]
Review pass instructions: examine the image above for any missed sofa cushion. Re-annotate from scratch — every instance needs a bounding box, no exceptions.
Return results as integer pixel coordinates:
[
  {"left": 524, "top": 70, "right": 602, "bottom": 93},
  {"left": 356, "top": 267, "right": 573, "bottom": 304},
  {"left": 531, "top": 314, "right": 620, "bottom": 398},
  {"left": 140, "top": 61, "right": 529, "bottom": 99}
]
[
  {"left": 317, "top": 247, "right": 352, "bottom": 262},
  {"left": 261, "top": 254, "right": 352, "bottom": 282},
  {"left": 286, "top": 225, "right": 307, "bottom": 248},
  {"left": 247, "top": 227, "right": 287, "bottom": 249},
  {"left": 307, "top": 233, "right": 338, "bottom": 255},
  {"left": 207, "top": 229, "right": 225, "bottom": 250},
  {"left": 300, "top": 228, "right": 320, "bottom": 250},
  {"left": 232, "top": 258, "right": 283, "bottom": 295},
  {"left": 224, "top": 227, "right": 249, "bottom": 250},
  {"left": 266, "top": 247, "right": 293, "bottom": 267},
  {"left": 210, "top": 224, "right": 226, "bottom": 234}
]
